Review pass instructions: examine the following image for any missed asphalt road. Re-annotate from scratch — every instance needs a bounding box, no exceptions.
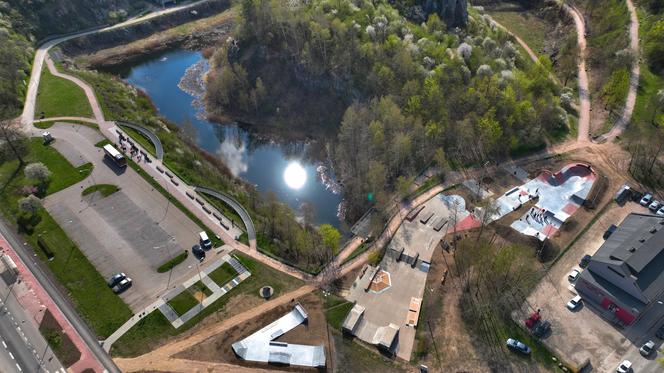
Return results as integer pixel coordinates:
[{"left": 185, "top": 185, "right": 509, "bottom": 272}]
[
  {"left": 0, "top": 306, "right": 42, "bottom": 373},
  {"left": 0, "top": 219, "right": 120, "bottom": 373}
]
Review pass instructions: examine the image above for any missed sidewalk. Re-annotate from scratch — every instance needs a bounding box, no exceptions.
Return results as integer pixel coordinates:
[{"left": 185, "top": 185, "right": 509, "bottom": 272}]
[{"left": 0, "top": 233, "right": 104, "bottom": 372}]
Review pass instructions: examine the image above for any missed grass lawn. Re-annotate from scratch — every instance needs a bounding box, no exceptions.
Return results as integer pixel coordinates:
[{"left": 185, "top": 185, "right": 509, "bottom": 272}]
[
  {"left": 81, "top": 184, "right": 119, "bottom": 197},
  {"left": 157, "top": 250, "right": 188, "bottom": 273},
  {"left": 167, "top": 290, "right": 200, "bottom": 316},
  {"left": 94, "top": 139, "right": 111, "bottom": 148},
  {"left": 207, "top": 262, "right": 238, "bottom": 287},
  {"left": 120, "top": 126, "right": 156, "bottom": 157},
  {"left": 323, "top": 294, "right": 354, "bottom": 330},
  {"left": 111, "top": 251, "right": 303, "bottom": 357},
  {"left": 34, "top": 120, "right": 98, "bottom": 130},
  {"left": 486, "top": 4, "right": 547, "bottom": 54},
  {"left": 36, "top": 67, "right": 93, "bottom": 119},
  {"left": 0, "top": 138, "right": 132, "bottom": 338},
  {"left": 190, "top": 280, "right": 213, "bottom": 297}
]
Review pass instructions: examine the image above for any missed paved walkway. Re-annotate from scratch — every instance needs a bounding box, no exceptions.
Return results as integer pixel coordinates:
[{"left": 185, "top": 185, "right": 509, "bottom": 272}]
[
  {"left": 193, "top": 186, "right": 256, "bottom": 248},
  {"left": 117, "top": 121, "right": 164, "bottom": 159}
]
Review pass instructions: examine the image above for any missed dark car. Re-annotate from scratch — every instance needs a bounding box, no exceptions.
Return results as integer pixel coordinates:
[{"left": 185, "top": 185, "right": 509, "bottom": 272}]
[
  {"left": 112, "top": 277, "right": 132, "bottom": 294},
  {"left": 656, "top": 325, "right": 664, "bottom": 339},
  {"left": 603, "top": 225, "right": 617, "bottom": 240},
  {"left": 533, "top": 320, "right": 551, "bottom": 338},
  {"left": 107, "top": 272, "right": 126, "bottom": 288},
  {"left": 580, "top": 254, "right": 592, "bottom": 268},
  {"left": 192, "top": 244, "right": 205, "bottom": 261}
]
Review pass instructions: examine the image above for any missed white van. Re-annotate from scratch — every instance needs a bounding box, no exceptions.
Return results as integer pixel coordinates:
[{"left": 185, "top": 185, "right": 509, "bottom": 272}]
[{"left": 199, "top": 231, "right": 212, "bottom": 250}]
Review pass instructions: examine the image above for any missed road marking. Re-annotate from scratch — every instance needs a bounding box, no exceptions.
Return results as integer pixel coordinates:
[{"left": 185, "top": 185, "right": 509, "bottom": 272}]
[
  {"left": 16, "top": 363, "right": 21, "bottom": 371},
  {"left": 9, "top": 352, "right": 14, "bottom": 359},
  {"left": 1, "top": 340, "right": 6, "bottom": 348}
]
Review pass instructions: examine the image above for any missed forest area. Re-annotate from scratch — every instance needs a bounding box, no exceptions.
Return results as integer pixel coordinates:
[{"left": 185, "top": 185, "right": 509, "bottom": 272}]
[{"left": 206, "top": 0, "right": 569, "bottom": 222}]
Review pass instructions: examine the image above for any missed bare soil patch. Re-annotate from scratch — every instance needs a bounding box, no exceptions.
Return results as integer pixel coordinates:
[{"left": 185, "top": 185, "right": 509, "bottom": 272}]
[
  {"left": 39, "top": 309, "right": 81, "bottom": 368},
  {"left": 174, "top": 292, "right": 330, "bottom": 371}
]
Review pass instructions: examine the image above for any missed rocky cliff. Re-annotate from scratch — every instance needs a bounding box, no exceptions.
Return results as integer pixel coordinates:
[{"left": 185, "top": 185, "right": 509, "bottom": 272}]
[{"left": 392, "top": 0, "right": 468, "bottom": 27}]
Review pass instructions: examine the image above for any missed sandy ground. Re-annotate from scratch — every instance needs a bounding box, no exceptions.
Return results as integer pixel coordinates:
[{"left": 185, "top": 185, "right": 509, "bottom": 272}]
[{"left": 173, "top": 292, "right": 330, "bottom": 372}]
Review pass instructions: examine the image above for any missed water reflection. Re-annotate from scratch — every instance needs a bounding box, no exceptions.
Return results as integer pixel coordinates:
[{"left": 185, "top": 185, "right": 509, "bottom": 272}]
[{"left": 114, "top": 49, "right": 344, "bottom": 227}]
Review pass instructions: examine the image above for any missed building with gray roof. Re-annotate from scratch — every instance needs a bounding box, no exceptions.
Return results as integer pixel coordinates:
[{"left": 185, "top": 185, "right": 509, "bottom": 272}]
[
  {"left": 231, "top": 304, "right": 326, "bottom": 367},
  {"left": 576, "top": 213, "right": 664, "bottom": 326}
]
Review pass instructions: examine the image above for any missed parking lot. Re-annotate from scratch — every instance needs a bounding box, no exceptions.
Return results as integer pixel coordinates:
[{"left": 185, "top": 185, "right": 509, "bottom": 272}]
[
  {"left": 43, "top": 124, "right": 208, "bottom": 312},
  {"left": 523, "top": 200, "right": 663, "bottom": 372}
]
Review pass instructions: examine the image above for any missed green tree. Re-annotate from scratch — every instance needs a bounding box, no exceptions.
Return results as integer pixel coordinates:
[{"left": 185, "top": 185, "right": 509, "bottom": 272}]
[{"left": 319, "top": 224, "right": 341, "bottom": 253}]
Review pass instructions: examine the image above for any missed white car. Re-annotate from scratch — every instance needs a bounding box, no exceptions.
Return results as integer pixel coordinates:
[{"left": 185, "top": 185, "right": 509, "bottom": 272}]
[
  {"left": 568, "top": 269, "right": 581, "bottom": 282},
  {"left": 640, "top": 340, "right": 655, "bottom": 356},
  {"left": 616, "top": 360, "right": 632, "bottom": 373},
  {"left": 567, "top": 295, "right": 582, "bottom": 310},
  {"left": 649, "top": 200, "right": 662, "bottom": 212},
  {"left": 640, "top": 194, "right": 653, "bottom": 206},
  {"left": 658, "top": 206, "right": 664, "bottom": 216}
]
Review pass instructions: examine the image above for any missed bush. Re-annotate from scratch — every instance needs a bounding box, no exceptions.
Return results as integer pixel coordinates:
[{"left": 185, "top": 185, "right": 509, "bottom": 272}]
[
  {"left": 368, "top": 250, "right": 382, "bottom": 266},
  {"left": 37, "top": 236, "right": 55, "bottom": 260},
  {"left": 157, "top": 250, "right": 188, "bottom": 273}
]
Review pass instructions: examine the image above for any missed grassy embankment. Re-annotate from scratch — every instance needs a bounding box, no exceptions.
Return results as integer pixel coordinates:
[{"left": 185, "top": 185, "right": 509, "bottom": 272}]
[
  {"left": 111, "top": 252, "right": 303, "bottom": 357},
  {"left": 157, "top": 250, "right": 189, "bottom": 273},
  {"left": 323, "top": 294, "right": 354, "bottom": 330},
  {"left": 484, "top": 2, "right": 547, "bottom": 54},
  {"left": 35, "top": 66, "right": 93, "bottom": 119},
  {"left": 0, "top": 138, "right": 132, "bottom": 338},
  {"left": 33, "top": 120, "right": 98, "bottom": 130}
]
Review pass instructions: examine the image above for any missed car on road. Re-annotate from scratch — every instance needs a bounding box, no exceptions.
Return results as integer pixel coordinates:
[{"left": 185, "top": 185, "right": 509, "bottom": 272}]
[
  {"left": 640, "top": 340, "right": 655, "bottom": 357},
  {"left": 112, "top": 277, "right": 132, "bottom": 294},
  {"left": 107, "top": 273, "right": 126, "bottom": 288},
  {"left": 506, "top": 338, "right": 531, "bottom": 355},
  {"left": 567, "top": 295, "right": 583, "bottom": 311},
  {"left": 616, "top": 360, "right": 632, "bottom": 373},
  {"left": 640, "top": 194, "right": 653, "bottom": 206},
  {"left": 192, "top": 244, "right": 205, "bottom": 261},
  {"left": 580, "top": 254, "right": 592, "bottom": 268},
  {"left": 603, "top": 225, "right": 618, "bottom": 240},
  {"left": 568, "top": 268, "right": 581, "bottom": 282}
]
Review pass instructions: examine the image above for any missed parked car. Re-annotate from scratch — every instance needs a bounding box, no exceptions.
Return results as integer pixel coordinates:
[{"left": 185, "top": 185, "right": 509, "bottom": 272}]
[
  {"left": 656, "top": 324, "right": 664, "bottom": 339},
  {"left": 640, "top": 193, "right": 653, "bottom": 206},
  {"left": 657, "top": 206, "right": 664, "bottom": 216},
  {"left": 107, "top": 273, "right": 126, "bottom": 288},
  {"left": 603, "top": 225, "right": 618, "bottom": 240},
  {"left": 568, "top": 269, "right": 581, "bottom": 282},
  {"left": 112, "top": 277, "right": 132, "bottom": 294},
  {"left": 649, "top": 200, "right": 661, "bottom": 212},
  {"left": 192, "top": 244, "right": 205, "bottom": 261},
  {"left": 533, "top": 320, "right": 551, "bottom": 338},
  {"left": 640, "top": 340, "right": 655, "bottom": 356},
  {"left": 580, "top": 254, "right": 592, "bottom": 268},
  {"left": 506, "top": 338, "right": 531, "bottom": 355},
  {"left": 616, "top": 360, "right": 632, "bottom": 373},
  {"left": 567, "top": 295, "right": 583, "bottom": 311},
  {"left": 199, "top": 231, "right": 212, "bottom": 251}
]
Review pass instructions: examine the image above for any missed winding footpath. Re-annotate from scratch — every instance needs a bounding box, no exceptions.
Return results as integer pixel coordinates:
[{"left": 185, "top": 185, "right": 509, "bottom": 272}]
[
  {"left": 559, "top": 1, "right": 591, "bottom": 143},
  {"left": 602, "top": 0, "right": 640, "bottom": 141}
]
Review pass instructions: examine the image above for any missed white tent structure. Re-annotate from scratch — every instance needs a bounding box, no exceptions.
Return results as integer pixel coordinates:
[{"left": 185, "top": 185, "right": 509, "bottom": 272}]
[{"left": 232, "top": 304, "right": 326, "bottom": 367}]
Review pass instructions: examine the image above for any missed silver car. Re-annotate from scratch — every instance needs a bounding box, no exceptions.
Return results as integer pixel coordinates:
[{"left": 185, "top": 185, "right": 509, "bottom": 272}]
[
  {"left": 640, "top": 340, "right": 655, "bottom": 356},
  {"left": 567, "top": 295, "right": 582, "bottom": 310}
]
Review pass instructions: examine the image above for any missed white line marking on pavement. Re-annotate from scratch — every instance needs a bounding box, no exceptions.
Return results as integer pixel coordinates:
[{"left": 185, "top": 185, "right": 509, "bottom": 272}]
[
  {"left": 16, "top": 363, "right": 21, "bottom": 371},
  {"left": 9, "top": 352, "right": 14, "bottom": 360},
  {"left": 1, "top": 340, "right": 6, "bottom": 348}
]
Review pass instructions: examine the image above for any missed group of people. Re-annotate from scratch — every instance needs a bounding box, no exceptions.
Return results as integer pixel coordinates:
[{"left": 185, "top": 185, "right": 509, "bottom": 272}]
[{"left": 117, "top": 132, "right": 150, "bottom": 164}]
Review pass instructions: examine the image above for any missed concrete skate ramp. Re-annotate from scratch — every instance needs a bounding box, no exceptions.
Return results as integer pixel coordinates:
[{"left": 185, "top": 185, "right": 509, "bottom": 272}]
[{"left": 231, "top": 304, "right": 326, "bottom": 367}]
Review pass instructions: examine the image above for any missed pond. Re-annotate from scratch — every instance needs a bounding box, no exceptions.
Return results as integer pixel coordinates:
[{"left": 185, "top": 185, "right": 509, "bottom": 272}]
[{"left": 111, "top": 49, "right": 344, "bottom": 228}]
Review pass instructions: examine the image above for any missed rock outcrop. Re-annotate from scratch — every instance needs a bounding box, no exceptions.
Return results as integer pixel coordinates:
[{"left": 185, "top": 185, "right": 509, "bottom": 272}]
[{"left": 393, "top": 0, "right": 468, "bottom": 28}]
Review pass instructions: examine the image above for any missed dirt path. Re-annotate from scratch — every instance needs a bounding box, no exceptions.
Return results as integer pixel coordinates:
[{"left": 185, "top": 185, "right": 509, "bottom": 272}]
[
  {"left": 114, "top": 285, "right": 315, "bottom": 372},
  {"left": 602, "top": 0, "right": 640, "bottom": 141},
  {"left": 559, "top": 2, "right": 591, "bottom": 143}
]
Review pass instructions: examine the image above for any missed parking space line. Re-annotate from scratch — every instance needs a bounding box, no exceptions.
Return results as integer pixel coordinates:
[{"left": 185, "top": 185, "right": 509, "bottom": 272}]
[
  {"left": 1, "top": 340, "right": 6, "bottom": 348},
  {"left": 9, "top": 352, "right": 14, "bottom": 360},
  {"left": 16, "top": 363, "right": 21, "bottom": 371}
]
